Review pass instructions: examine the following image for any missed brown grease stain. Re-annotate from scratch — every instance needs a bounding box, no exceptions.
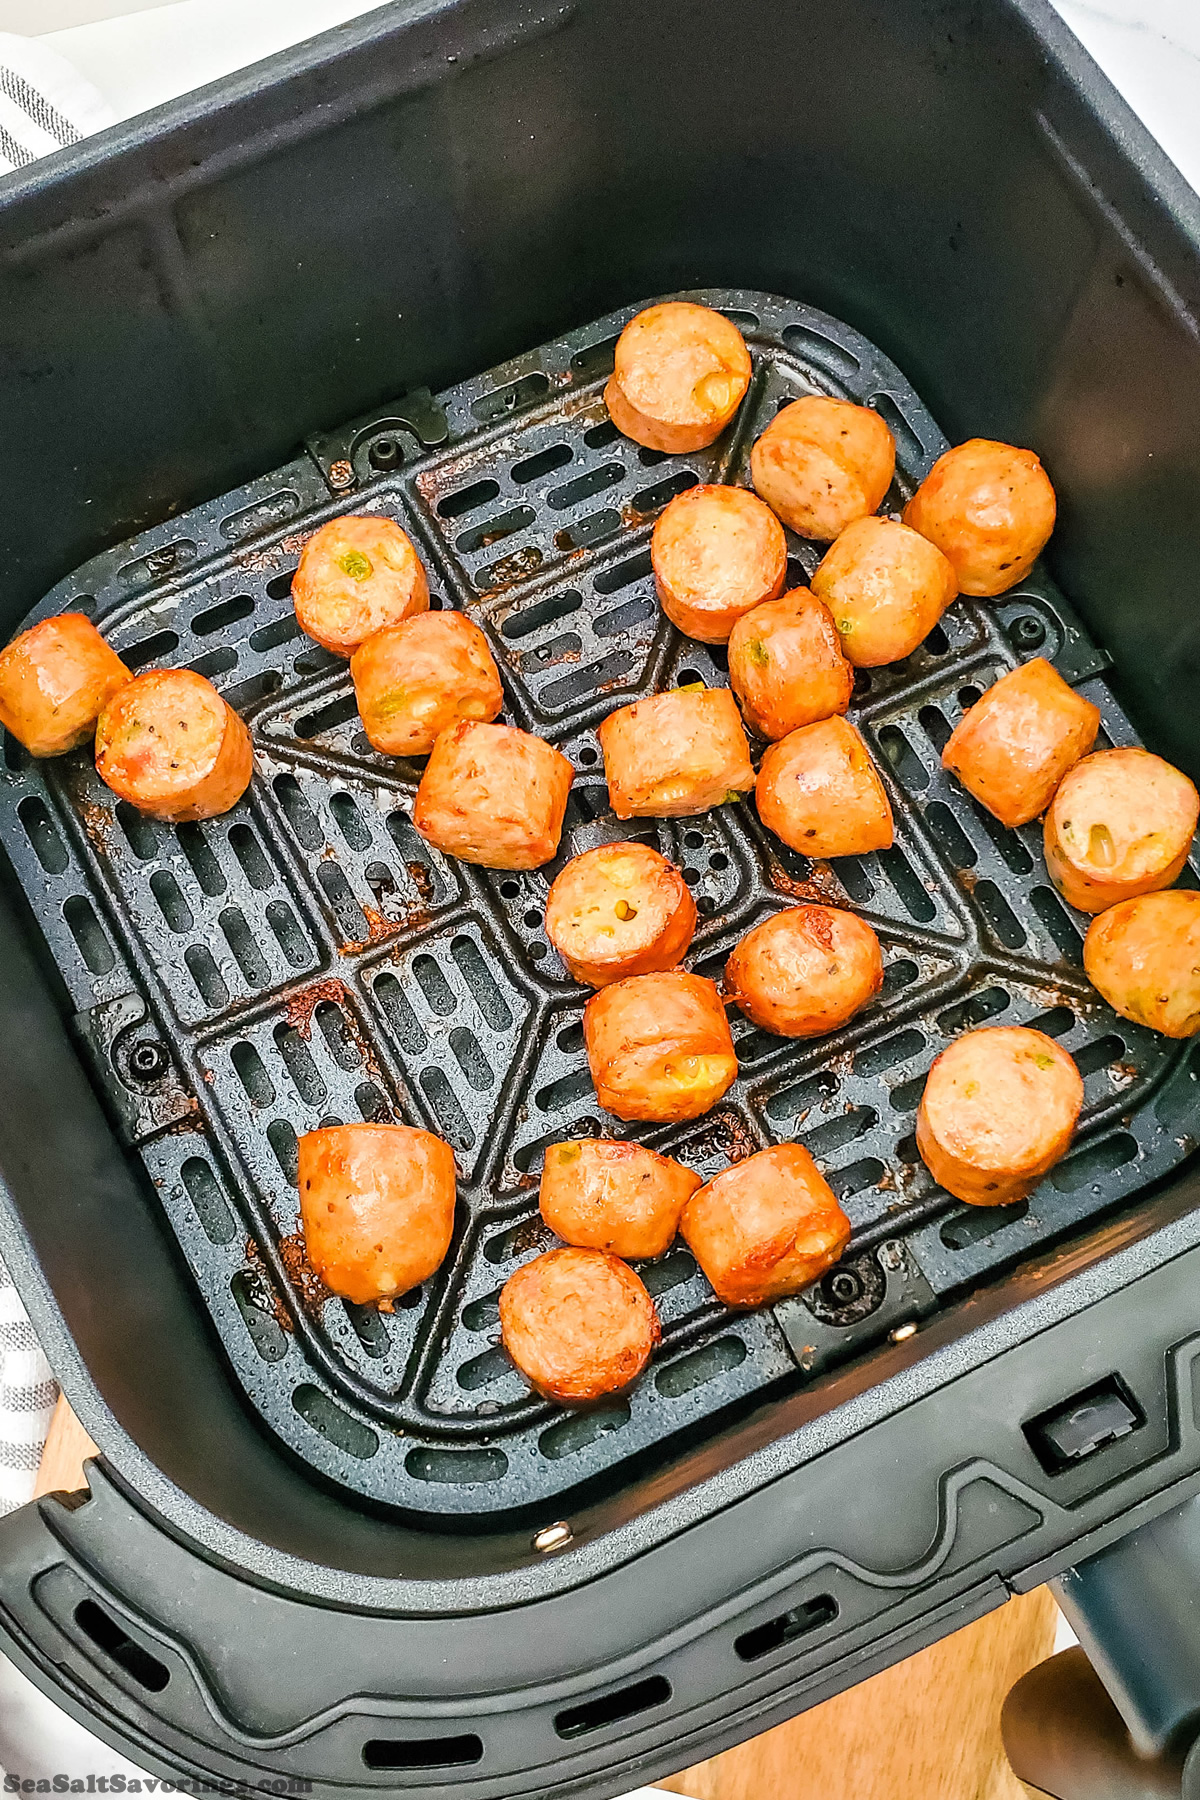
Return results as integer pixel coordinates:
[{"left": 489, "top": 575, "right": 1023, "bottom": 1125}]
[
  {"left": 79, "top": 802, "right": 113, "bottom": 851},
  {"left": 278, "top": 1230, "right": 331, "bottom": 1316},
  {"left": 767, "top": 856, "right": 843, "bottom": 906},
  {"left": 284, "top": 976, "right": 348, "bottom": 1039}
]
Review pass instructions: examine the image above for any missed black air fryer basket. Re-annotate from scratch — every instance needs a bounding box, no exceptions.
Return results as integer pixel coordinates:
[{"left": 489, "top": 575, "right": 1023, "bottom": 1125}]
[{"left": 3, "top": 2, "right": 1200, "bottom": 1795}]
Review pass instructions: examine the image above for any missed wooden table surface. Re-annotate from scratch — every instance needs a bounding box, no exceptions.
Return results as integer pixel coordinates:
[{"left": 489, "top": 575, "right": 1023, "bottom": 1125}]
[{"left": 36, "top": 1397, "right": 1052, "bottom": 1799}]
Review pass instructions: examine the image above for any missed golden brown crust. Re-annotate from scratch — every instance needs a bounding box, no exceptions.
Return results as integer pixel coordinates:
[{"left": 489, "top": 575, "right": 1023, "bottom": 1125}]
[
  {"left": 750, "top": 396, "right": 895, "bottom": 540},
  {"left": 292, "top": 515, "right": 429, "bottom": 655},
  {"left": 412, "top": 720, "right": 573, "bottom": 869},
  {"left": 351, "top": 611, "right": 502, "bottom": 756},
  {"left": 539, "top": 1138, "right": 701, "bottom": 1259},
  {"left": 681, "top": 1144, "right": 851, "bottom": 1307},
  {"left": 0, "top": 614, "right": 131, "bottom": 758},
  {"left": 605, "top": 303, "right": 751, "bottom": 453},
  {"left": 728, "top": 588, "right": 853, "bottom": 741},
  {"left": 725, "top": 904, "right": 883, "bottom": 1037},
  {"left": 583, "top": 970, "right": 738, "bottom": 1122},
  {"left": 1084, "top": 890, "right": 1200, "bottom": 1038},
  {"left": 1043, "top": 747, "right": 1199, "bottom": 913},
  {"left": 544, "top": 842, "right": 697, "bottom": 987},
  {"left": 652, "top": 484, "right": 787, "bottom": 643},
  {"left": 942, "top": 657, "right": 1100, "bottom": 827},
  {"left": 811, "top": 515, "right": 957, "bottom": 667},
  {"left": 297, "top": 1123, "right": 456, "bottom": 1304},
  {"left": 903, "top": 439, "right": 1056, "bottom": 597},
  {"left": 499, "top": 1246, "right": 660, "bottom": 1402},
  {"left": 598, "top": 686, "right": 754, "bottom": 819},
  {"left": 755, "top": 716, "right": 894, "bottom": 858},
  {"left": 94, "top": 669, "right": 253, "bottom": 821}
]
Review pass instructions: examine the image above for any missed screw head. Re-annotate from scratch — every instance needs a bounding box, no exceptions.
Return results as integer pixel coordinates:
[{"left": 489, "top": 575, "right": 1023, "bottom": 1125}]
[
  {"left": 533, "top": 1520, "right": 573, "bottom": 1554},
  {"left": 128, "top": 1039, "right": 169, "bottom": 1083},
  {"left": 329, "top": 458, "right": 355, "bottom": 491},
  {"left": 368, "top": 435, "right": 401, "bottom": 471}
]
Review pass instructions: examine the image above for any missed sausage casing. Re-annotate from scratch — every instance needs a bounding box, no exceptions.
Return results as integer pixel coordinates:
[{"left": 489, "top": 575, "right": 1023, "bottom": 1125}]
[
  {"left": 599, "top": 686, "right": 754, "bottom": 819},
  {"left": 943, "top": 657, "right": 1100, "bottom": 827},
  {"left": 756, "top": 716, "right": 893, "bottom": 857},
  {"left": 500, "top": 1246, "right": 660, "bottom": 1403},
  {"left": 584, "top": 970, "right": 738, "bottom": 1122},
  {"left": 539, "top": 1138, "right": 701, "bottom": 1259},
  {"left": 412, "top": 720, "right": 573, "bottom": 869},
  {"left": 728, "top": 588, "right": 853, "bottom": 741},
  {"left": 681, "top": 1144, "right": 851, "bottom": 1307},
  {"left": 298, "top": 1123, "right": 456, "bottom": 1305},
  {"left": 0, "top": 614, "right": 130, "bottom": 757},
  {"left": 544, "top": 842, "right": 697, "bottom": 987}
]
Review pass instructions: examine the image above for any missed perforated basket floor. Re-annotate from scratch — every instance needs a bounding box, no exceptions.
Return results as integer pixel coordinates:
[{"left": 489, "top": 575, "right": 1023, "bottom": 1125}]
[{"left": 2, "top": 289, "right": 1197, "bottom": 1519}]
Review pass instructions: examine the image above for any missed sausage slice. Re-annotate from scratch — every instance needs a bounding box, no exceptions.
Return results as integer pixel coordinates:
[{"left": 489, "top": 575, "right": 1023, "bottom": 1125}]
[
  {"left": 728, "top": 588, "right": 853, "bottom": 741},
  {"left": 598, "top": 686, "right": 754, "bottom": 819},
  {"left": 298, "top": 1123, "right": 456, "bottom": 1305},
  {"left": 812, "top": 515, "right": 957, "bottom": 667},
  {"left": 1044, "top": 747, "right": 1199, "bottom": 913},
  {"left": 584, "top": 969, "right": 738, "bottom": 1122},
  {"left": 681, "top": 1144, "right": 851, "bottom": 1308},
  {"left": 500, "top": 1246, "right": 660, "bottom": 1403},
  {"left": 95, "top": 669, "right": 253, "bottom": 821},
  {"left": 605, "top": 302, "right": 751, "bottom": 453},
  {"left": 916, "top": 1025, "right": 1083, "bottom": 1205},
  {"left": 652, "top": 484, "right": 787, "bottom": 643},
  {"left": 292, "top": 515, "right": 429, "bottom": 656},
  {"left": 750, "top": 396, "right": 895, "bottom": 540},
  {"left": 903, "top": 439, "right": 1056, "bottom": 596},
  {"left": 544, "top": 842, "right": 697, "bottom": 987},
  {"left": 726, "top": 905, "right": 883, "bottom": 1037},
  {"left": 942, "top": 657, "right": 1100, "bottom": 828},
  {"left": 412, "top": 720, "right": 573, "bottom": 869},
  {"left": 539, "top": 1138, "right": 701, "bottom": 1260},
  {"left": 1084, "top": 890, "right": 1200, "bottom": 1038},
  {"left": 351, "top": 611, "right": 503, "bottom": 757},
  {"left": 0, "top": 614, "right": 130, "bottom": 758},
  {"left": 756, "top": 716, "right": 894, "bottom": 858}
]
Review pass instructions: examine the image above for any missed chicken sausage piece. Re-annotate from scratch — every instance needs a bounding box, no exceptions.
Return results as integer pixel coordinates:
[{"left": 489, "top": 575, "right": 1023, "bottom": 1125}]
[
  {"left": 412, "top": 721, "right": 573, "bottom": 869},
  {"left": 681, "top": 1145, "right": 851, "bottom": 1308},
  {"left": 728, "top": 588, "right": 853, "bottom": 741},
  {"left": 292, "top": 515, "right": 429, "bottom": 656},
  {"left": 94, "top": 669, "right": 253, "bottom": 821},
  {"left": 351, "top": 611, "right": 503, "bottom": 757},
  {"left": 652, "top": 484, "right": 787, "bottom": 644},
  {"left": 1084, "top": 890, "right": 1200, "bottom": 1038},
  {"left": 0, "top": 614, "right": 130, "bottom": 758},
  {"left": 500, "top": 1246, "right": 660, "bottom": 1403},
  {"left": 942, "top": 657, "right": 1100, "bottom": 828},
  {"left": 811, "top": 515, "right": 957, "bottom": 667},
  {"left": 726, "top": 904, "right": 883, "bottom": 1037},
  {"left": 544, "top": 842, "right": 697, "bottom": 987},
  {"left": 756, "top": 716, "right": 893, "bottom": 858},
  {"left": 604, "top": 302, "right": 752, "bottom": 454},
  {"left": 598, "top": 686, "right": 754, "bottom": 819},
  {"left": 584, "top": 970, "right": 738, "bottom": 1123},
  {"left": 1044, "top": 747, "right": 1199, "bottom": 913},
  {"left": 917, "top": 1026, "right": 1083, "bottom": 1206},
  {"left": 903, "top": 439, "right": 1056, "bottom": 597},
  {"left": 540, "top": 1139, "right": 702, "bottom": 1260},
  {"left": 298, "top": 1123, "right": 456, "bottom": 1306},
  {"left": 750, "top": 396, "right": 895, "bottom": 541}
]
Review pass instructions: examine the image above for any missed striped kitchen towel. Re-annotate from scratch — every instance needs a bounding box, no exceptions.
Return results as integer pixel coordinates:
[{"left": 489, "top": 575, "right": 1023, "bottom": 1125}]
[
  {"left": 0, "top": 32, "right": 114, "bottom": 176},
  {"left": 0, "top": 1255, "right": 57, "bottom": 1515}
]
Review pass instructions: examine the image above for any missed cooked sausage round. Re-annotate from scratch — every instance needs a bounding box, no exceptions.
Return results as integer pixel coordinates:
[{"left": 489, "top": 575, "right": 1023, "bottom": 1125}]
[
  {"left": 95, "top": 669, "right": 253, "bottom": 821},
  {"left": 943, "top": 657, "right": 1100, "bottom": 828},
  {"left": 292, "top": 515, "right": 429, "bottom": 656},
  {"left": 0, "top": 614, "right": 130, "bottom": 758},
  {"left": 1084, "top": 890, "right": 1200, "bottom": 1038},
  {"left": 756, "top": 716, "right": 894, "bottom": 858},
  {"left": 544, "top": 842, "right": 697, "bottom": 987},
  {"left": 500, "top": 1246, "right": 660, "bottom": 1403},
  {"left": 604, "top": 302, "right": 752, "bottom": 454},
  {"left": 750, "top": 396, "right": 895, "bottom": 540},
  {"left": 412, "top": 720, "right": 573, "bottom": 869},
  {"left": 297, "top": 1123, "right": 456, "bottom": 1305},
  {"left": 811, "top": 515, "right": 957, "bottom": 667},
  {"left": 351, "top": 611, "right": 503, "bottom": 757},
  {"left": 726, "top": 905, "right": 883, "bottom": 1037},
  {"left": 728, "top": 588, "right": 853, "bottom": 741},
  {"left": 1043, "top": 747, "right": 1199, "bottom": 913},
  {"left": 540, "top": 1138, "right": 702, "bottom": 1260},
  {"left": 903, "top": 439, "right": 1056, "bottom": 597},
  {"left": 681, "top": 1144, "right": 851, "bottom": 1308},
  {"left": 584, "top": 970, "right": 738, "bottom": 1122},
  {"left": 598, "top": 686, "right": 754, "bottom": 819},
  {"left": 652, "top": 484, "right": 787, "bottom": 643},
  {"left": 916, "top": 1026, "right": 1083, "bottom": 1206}
]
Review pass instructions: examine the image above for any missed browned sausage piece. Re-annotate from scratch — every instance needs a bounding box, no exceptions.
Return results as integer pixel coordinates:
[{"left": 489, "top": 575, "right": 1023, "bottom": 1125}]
[
  {"left": 652, "top": 484, "right": 787, "bottom": 643},
  {"left": 539, "top": 1139, "right": 701, "bottom": 1259},
  {"left": 811, "top": 515, "right": 957, "bottom": 667},
  {"left": 584, "top": 970, "right": 738, "bottom": 1123},
  {"left": 1044, "top": 747, "right": 1199, "bottom": 913},
  {"left": 604, "top": 302, "right": 752, "bottom": 454},
  {"left": 351, "top": 611, "right": 503, "bottom": 757},
  {"left": 544, "top": 842, "right": 697, "bottom": 987},
  {"left": 412, "top": 720, "right": 573, "bottom": 869},
  {"left": 95, "top": 669, "right": 253, "bottom": 821},
  {"left": 0, "top": 614, "right": 130, "bottom": 758},
  {"left": 297, "top": 1123, "right": 456, "bottom": 1305},
  {"left": 903, "top": 440, "right": 1056, "bottom": 596},
  {"left": 727, "top": 588, "right": 853, "bottom": 741},
  {"left": 500, "top": 1246, "right": 660, "bottom": 1403},
  {"left": 942, "top": 657, "right": 1100, "bottom": 828},
  {"left": 750, "top": 396, "right": 895, "bottom": 540},
  {"left": 292, "top": 515, "right": 429, "bottom": 656},
  {"left": 756, "top": 716, "right": 893, "bottom": 858},
  {"left": 726, "top": 905, "right": 883, "bottom": 1037},
  {"left": 598, "top": 686, "right": 754, "bottom": 819},
  {"left": 1084, "top": 890, "right": 1200, "bottom": 1037},
  {"left": 916, "top": 1026, "right": 1083, "bottom": 1205},
  {"left": 680, "top": 1144, "right": 851, "bottom": 1308}
]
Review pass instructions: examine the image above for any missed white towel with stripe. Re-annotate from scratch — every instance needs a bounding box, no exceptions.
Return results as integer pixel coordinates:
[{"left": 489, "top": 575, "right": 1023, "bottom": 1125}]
[
  {"left": 0, "top": 1258, "right": 57, "bottom": 1516},
  {"left": 0, "top": 32, "right": 115, "bottom": 176}
]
